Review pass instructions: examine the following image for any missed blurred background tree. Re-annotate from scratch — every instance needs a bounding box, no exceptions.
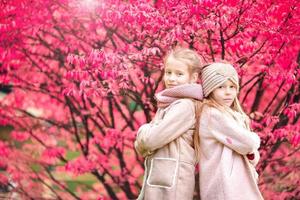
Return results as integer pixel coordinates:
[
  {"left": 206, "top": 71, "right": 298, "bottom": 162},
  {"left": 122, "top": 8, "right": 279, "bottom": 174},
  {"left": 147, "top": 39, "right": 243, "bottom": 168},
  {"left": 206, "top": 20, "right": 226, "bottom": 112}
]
[{"left": 0, "top": 0, "right": 299, "bottom": 199}]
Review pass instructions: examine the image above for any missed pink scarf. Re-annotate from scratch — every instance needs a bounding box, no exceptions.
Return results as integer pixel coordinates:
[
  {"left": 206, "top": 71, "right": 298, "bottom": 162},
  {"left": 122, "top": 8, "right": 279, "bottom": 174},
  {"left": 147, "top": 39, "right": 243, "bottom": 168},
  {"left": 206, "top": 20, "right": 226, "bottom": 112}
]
[{"left": 155, "top": 83, "right": 203, "bottom": 108}]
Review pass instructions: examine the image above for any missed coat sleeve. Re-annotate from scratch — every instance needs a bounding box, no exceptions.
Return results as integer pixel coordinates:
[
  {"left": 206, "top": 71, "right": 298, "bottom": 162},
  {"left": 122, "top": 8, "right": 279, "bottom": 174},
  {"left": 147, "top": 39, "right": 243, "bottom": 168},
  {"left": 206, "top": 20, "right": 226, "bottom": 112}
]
[
  {"left": 135, "top": 99, "right": 195, "bottom": 155},
  {"left": 207, "top": 107, "right": 260, "bottom": 155},
  {"left": 134, "top": 124, "right": 153, "bottom": 157}
]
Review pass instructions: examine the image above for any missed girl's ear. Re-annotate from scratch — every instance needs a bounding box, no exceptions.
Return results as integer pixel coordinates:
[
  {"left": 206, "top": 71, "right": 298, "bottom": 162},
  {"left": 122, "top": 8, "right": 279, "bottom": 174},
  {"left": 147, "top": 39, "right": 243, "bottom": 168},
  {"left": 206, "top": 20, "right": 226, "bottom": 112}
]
[{"left": 191, "top": 72, "right": 199, "bottom": 83}]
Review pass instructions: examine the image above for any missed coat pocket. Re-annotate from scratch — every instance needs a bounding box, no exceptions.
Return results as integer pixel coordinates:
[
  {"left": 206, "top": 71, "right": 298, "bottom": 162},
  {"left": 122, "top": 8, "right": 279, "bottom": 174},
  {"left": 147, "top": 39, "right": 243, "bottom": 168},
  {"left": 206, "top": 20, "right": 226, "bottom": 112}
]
[{"left": 147, "top": 157, "right": 178, "bottom": 189}]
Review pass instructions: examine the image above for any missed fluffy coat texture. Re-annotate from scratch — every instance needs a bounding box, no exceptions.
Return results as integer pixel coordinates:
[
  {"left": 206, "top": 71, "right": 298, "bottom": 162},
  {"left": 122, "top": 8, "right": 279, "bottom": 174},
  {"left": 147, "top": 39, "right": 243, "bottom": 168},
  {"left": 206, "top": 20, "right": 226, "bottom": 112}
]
[
  {"left": 198, "top": 105, "right": 264, "bottom": 200},
  {"left": 135, "top": 84, "right": 203, "bottom": 200}
]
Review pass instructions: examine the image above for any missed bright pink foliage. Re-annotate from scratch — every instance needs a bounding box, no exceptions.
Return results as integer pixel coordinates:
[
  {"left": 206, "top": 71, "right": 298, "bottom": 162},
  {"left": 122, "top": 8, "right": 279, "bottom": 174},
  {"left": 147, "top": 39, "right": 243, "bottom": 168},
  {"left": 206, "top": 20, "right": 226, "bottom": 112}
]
[{"left": 0, "top": 0, "right": 299, "bottom": 199}]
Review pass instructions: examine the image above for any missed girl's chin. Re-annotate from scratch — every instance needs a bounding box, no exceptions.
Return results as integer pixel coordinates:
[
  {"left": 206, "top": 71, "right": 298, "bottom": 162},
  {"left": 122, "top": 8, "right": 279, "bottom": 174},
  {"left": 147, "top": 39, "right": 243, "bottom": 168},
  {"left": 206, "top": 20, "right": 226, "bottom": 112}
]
[
  {"left": 222, "top": 103, "right": 233, "bottom": 107},
  {"left": 218, "top": 103, "right": 233, "bottom": 108}
]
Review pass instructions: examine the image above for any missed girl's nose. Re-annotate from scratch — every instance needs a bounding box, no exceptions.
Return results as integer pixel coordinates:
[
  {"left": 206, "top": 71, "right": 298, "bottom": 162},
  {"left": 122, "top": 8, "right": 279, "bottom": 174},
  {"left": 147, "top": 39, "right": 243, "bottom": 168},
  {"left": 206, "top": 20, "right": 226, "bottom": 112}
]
[
  {"left": 225, "top": 87, "right": 231, "bottom": 93},
  {"left": 169, "top": 74, "right": 176, "bottom": 81}
]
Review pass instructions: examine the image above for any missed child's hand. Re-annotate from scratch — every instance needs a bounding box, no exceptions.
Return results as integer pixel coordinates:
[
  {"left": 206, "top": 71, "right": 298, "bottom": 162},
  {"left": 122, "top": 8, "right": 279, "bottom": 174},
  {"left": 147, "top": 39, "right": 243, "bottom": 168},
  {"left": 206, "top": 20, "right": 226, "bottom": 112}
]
[
  {"left": 134, "top": 140, "right": 153, "bottom": 157},
  {"left": 135, "top": 124, "right": 154, "bottom": 157}
]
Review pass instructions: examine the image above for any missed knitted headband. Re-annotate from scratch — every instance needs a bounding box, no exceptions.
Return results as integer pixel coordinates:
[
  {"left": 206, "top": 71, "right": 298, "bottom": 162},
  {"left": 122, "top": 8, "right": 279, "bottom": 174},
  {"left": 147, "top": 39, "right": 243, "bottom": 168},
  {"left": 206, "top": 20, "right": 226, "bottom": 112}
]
[{"left": 201, "top": 62, "right": 239, "bottom": 97}]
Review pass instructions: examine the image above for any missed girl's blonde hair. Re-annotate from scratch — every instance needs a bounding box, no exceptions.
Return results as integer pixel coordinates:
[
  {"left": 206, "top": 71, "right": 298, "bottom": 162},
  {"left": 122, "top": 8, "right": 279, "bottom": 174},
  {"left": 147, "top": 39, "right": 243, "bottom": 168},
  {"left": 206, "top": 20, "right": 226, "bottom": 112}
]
[
  {"left": 194, "top": 100, "right": 203, "bottom": 161},
  {"left": 194, "top": 80, "right": 251, "bottom": 161},
  {"left": 164, "top": 47, "right": 203, "bottom": 74},
  {"left": 165, "top": 47, "right": 204, "bottom": 161}
]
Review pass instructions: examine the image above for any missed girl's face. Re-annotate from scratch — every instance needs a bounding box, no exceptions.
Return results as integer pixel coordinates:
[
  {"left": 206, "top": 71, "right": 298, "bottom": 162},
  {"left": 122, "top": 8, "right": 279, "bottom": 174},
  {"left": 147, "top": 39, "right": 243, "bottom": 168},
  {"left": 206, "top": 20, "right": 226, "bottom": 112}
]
[
  {"left": 163, "top": 56, "right": 197, "bottom": 89},
  {"left": 211, "top": 80, "right": 237, "bottom": 107}
]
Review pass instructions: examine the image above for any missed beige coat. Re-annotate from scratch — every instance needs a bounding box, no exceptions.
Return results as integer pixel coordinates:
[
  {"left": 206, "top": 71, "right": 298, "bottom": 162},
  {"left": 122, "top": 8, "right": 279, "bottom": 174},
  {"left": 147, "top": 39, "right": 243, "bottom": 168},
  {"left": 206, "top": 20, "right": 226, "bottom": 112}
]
[
  {"left": 135, "top": 99, "right": 196, "bottom": 200},
  {"left": 198, "top": 105, "right": 264, "bottom": 200}
]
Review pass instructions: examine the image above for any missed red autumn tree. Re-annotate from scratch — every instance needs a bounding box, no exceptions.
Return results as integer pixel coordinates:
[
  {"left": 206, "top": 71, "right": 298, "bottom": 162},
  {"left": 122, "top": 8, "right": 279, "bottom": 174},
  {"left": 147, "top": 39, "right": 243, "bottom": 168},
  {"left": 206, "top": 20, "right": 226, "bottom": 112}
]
[{"left": 0, "top": 0, "right": 299, "bottom": 199}]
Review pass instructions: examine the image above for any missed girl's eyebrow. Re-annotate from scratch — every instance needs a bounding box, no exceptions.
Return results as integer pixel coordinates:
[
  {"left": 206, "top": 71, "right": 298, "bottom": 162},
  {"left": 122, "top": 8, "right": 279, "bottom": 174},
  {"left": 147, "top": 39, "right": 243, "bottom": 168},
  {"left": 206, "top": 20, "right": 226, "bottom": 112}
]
[
  {"left": 174, "top": 68, "right": 186, "bottom": 72},
  {"left": 166, "top": 68, "right": 184, "bottom": 72}
]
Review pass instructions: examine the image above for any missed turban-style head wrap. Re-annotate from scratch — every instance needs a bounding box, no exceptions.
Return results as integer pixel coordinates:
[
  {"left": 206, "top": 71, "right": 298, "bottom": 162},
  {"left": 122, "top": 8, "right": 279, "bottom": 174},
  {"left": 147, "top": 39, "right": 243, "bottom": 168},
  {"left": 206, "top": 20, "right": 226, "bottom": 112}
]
[{"left": 201, "top": 62, "right": 239, "bottom": 97}]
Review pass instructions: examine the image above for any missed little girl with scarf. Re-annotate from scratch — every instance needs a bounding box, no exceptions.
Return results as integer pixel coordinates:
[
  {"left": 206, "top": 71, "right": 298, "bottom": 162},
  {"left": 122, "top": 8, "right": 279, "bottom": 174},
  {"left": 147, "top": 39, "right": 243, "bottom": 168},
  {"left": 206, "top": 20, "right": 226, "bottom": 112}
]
[{"left": 134, "top": 47, "right": 204, "bottom": 200}]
